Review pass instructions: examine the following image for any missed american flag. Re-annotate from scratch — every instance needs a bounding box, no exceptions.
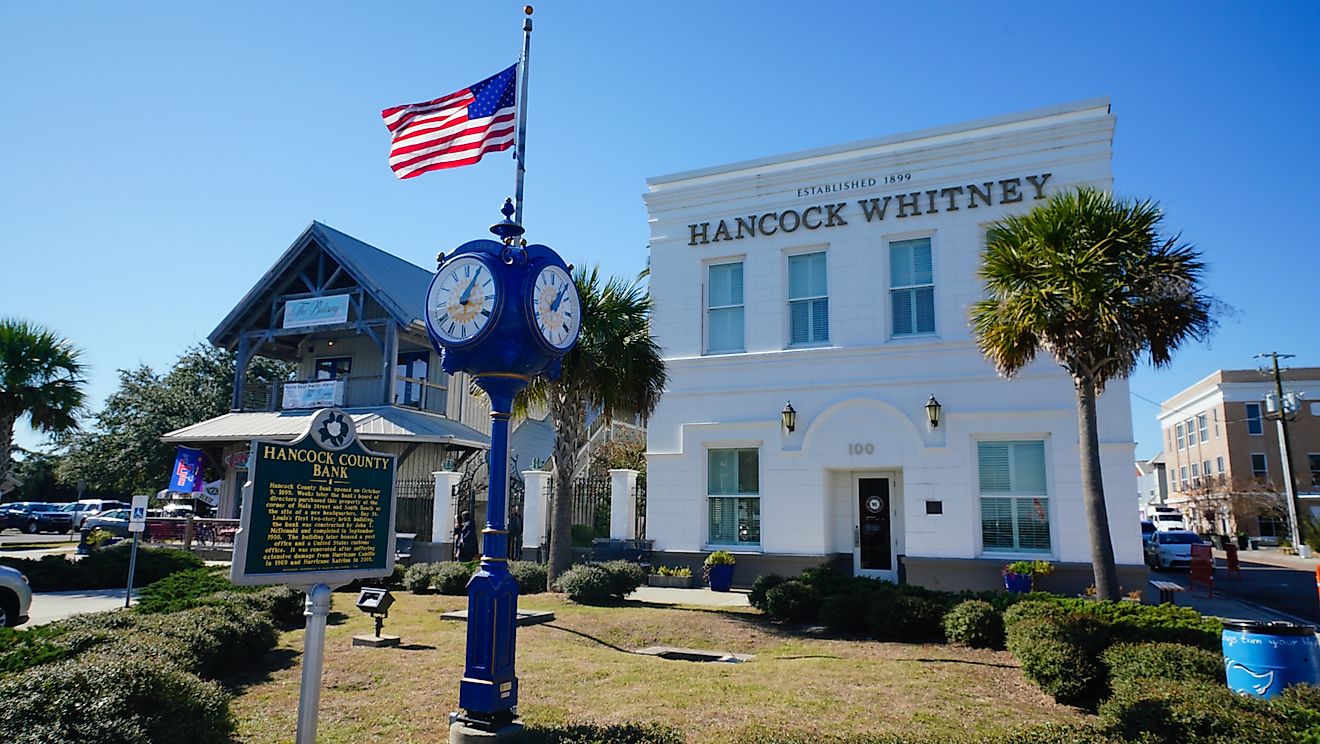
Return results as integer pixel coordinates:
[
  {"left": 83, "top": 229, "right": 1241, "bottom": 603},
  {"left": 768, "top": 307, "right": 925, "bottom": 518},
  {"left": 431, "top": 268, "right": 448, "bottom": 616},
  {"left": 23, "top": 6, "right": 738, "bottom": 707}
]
[{"left": 381, "top": 65, "right": 517, "bottom": 180}]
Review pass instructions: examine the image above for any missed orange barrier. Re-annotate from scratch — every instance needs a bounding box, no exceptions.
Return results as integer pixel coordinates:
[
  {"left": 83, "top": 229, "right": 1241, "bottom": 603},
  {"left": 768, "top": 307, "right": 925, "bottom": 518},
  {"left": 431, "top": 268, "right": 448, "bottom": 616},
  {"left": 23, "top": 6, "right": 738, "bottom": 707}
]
[
  {"left": 1224, "top": 544, "right": 1241, "bottom": 578},
  {"left": 1315, "top": 565, "right": 1320, "bottom": 606},
  {"left": 1190, "top": 543, "right": 1214, "bottom": 596}
]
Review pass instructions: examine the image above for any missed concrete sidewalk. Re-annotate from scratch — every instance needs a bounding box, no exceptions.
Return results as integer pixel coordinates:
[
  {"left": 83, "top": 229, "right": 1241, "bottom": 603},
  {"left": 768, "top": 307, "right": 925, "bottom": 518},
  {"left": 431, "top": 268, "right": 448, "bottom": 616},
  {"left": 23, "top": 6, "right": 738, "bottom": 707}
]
[
  {"left": 627, "top": 585, "right": 751, "bottom": 608},
  {"left": 1218, "top": 546, "right": 1320, "bottom": 571}
]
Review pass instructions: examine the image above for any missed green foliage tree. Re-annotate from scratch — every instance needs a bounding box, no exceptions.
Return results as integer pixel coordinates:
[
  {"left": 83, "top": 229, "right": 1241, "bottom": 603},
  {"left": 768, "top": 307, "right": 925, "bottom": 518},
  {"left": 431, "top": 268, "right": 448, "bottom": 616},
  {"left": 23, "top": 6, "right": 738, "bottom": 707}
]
[
  {"left": 0, "top": 319, "right": 87, "bottom": 492},
  {"left": 970, "top": 187, "right": 1215, "bottom": 600},
  {"left": 58, "top": 345, "right": 291, "bottom": 494},
  {"left": 520, "top": 268, "right": 666, "bottom": 587}
]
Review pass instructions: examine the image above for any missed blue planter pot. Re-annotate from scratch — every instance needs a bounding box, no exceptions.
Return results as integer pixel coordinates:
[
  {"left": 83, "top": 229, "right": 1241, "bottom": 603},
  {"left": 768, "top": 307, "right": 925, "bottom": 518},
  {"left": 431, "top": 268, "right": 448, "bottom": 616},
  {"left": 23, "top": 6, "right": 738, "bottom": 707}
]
[
  {"left": 1003, "top": 572, "right": 1033, "bottom": 593},
  {"left": 707, "top": 564, "right": 735, "bottom": 592}
]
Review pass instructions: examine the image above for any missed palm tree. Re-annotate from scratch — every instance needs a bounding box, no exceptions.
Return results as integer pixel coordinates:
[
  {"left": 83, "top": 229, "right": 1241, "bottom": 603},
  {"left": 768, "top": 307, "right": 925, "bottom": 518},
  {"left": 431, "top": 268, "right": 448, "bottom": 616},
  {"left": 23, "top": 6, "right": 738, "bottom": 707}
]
[
  {"left": 0, "top": 319, "right": 87, "bottom": 490},
  {"left": 521, "top": 267, "right": 666, "bottom": 586},
  {"left": 970, "top": 187, "right": 1214, "bottom": 601}
]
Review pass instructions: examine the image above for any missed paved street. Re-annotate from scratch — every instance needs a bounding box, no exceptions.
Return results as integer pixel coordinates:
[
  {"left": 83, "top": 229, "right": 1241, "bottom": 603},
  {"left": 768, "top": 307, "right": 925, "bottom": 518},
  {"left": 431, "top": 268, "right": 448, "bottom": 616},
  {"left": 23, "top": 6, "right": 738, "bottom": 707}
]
[
  {"left": 17, "top": 589, "right": 133, "bottom": 629},
  {"left": 0, "top": 530, "right": 79, "bottom": 548},
  {"left": 1153, "top": 548, "right": 1320, "bottom": 625}
]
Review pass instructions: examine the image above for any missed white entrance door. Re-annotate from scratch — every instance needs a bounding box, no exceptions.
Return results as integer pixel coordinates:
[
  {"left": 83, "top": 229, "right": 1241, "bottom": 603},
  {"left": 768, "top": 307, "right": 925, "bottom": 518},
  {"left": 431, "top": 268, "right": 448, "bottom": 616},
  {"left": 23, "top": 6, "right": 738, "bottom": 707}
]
[{"left": 853, "top": 473, "right": 897, "bottom": 581}]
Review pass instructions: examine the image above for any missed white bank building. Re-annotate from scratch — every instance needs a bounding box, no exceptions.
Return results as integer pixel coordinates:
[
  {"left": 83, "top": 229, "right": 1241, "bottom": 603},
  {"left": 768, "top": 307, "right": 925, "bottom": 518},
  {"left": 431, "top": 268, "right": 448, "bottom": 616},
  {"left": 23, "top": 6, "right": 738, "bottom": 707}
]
[{"left": 642, "top": 98, "right": 1144, "bottom": 592}]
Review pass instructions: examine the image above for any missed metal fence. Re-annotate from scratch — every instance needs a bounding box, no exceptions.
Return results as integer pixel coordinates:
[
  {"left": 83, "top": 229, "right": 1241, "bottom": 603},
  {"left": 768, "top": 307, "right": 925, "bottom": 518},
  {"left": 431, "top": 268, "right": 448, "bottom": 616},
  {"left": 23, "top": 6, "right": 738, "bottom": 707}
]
[
  {"left": 571, "top": 475, "right": 611, "bottom": 535},
  {"left": 634, "top": 473, "right": 647, "bottom": 540},
  {"left": 395, "top": 477, "right": 434, "bottom": 540}
]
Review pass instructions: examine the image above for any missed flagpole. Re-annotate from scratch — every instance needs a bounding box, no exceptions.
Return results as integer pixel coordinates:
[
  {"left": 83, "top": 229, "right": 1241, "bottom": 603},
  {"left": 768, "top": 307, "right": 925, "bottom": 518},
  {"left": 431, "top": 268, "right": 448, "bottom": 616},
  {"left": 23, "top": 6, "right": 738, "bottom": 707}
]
[{"left": 513, "top": 6, "right": 533, "bottom": 227}]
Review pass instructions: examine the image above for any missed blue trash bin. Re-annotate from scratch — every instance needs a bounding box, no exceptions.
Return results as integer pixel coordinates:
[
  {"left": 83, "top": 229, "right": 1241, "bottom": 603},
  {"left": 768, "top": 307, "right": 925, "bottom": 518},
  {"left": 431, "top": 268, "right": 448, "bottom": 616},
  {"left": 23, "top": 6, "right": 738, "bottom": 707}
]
[{"left": 1221, "top": 620, "right": 1320, "bottom": 698}]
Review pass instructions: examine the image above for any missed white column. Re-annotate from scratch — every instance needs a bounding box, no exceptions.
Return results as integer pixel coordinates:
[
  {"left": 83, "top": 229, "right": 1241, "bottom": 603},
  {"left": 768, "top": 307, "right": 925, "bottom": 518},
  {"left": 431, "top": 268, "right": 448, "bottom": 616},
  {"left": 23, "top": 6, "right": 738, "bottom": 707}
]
[
  {"left": 430, "top": 471, "right": 461, "bottom": 546},
  {"left": 609, "top": 468, "right": 640, "bottom": 540},
  {"left": 522, "top": 470, "right": 552, "bottom": 554}
]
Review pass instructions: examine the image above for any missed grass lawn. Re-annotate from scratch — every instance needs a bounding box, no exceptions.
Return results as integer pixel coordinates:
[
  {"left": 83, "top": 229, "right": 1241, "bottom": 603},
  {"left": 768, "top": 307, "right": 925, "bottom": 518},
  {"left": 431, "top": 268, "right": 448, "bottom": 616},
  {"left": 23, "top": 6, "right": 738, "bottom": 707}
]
[{"left": 228, "top": 592, "right": 1083, "bottom": 743}]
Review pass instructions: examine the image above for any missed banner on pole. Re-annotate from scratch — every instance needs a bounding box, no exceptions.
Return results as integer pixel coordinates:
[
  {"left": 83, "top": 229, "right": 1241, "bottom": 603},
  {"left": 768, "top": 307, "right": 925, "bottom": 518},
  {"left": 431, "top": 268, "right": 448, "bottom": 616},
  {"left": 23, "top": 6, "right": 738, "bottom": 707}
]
[{"left": 169, "top": 447, "right": 205, "bottom": 493}]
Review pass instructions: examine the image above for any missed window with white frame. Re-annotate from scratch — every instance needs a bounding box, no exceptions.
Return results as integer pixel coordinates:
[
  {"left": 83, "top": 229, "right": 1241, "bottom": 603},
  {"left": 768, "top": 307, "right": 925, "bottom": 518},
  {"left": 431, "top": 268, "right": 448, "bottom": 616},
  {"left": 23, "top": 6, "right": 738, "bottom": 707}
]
[
  {"left": 1217, "top": 456, "right": 1225, "bottom": 474},
  {"left": 978, "top": 440, "right": 1050, "bottom": 553},
  {"left": 889, "top": 237, "right": 934, "bottom": 336},
  {"left": 1246, "top": 403, "right": 1263, "bottom": 435},
  {"left": 1203, "top": 460, "right": 1212, "bottom": 485},
  {"left": 1185, "top": 418, "right": 1196, "bottom": 446},
  {"left": 1214, "top": 409, "right": 1220, "bottom": 436},
  {"left": 1190, "top": 462, "right": 1200, "bottom": 485},
  {"left": 707, "top": 448, "right": 760, "bottom": 546},
  {"left": 1310, "top": 454, "right": 1320, "bottom": 487},
  {"left": 706, "top": 262, "right": 744, "bottom": 354},
  {"left": 1251, "top": 453, "right": 1268, "bottom": 479},
  {"left": 1197, "top": 414, "right": 1209, "bottom": 443},
  {"left": 1176, "top": 423, "right": 1185, "bottom": 450},
  {"left": 1180, "top": 465, "right": 1188, "bottom": 490},
  {"left": 787, "top": 251, "right": 829, "bottom": 345}
]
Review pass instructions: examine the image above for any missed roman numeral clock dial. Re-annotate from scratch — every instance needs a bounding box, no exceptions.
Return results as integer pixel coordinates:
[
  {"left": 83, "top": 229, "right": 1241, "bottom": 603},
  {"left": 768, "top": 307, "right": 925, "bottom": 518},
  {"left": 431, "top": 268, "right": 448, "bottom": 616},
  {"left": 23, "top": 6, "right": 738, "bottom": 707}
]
[
  {"left": 530, "top": 264, "right": 580, "bottom": 352},
  {"left": 426, "top": 255, "right": 500, "bottom": 346}
]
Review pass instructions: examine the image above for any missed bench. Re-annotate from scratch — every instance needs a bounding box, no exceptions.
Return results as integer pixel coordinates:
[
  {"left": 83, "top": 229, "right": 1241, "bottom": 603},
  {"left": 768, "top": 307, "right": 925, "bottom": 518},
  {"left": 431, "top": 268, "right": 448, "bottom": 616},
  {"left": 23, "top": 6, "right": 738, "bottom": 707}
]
[{"left": 1149, "top": 579, "right": 1185, "bottom": 605}]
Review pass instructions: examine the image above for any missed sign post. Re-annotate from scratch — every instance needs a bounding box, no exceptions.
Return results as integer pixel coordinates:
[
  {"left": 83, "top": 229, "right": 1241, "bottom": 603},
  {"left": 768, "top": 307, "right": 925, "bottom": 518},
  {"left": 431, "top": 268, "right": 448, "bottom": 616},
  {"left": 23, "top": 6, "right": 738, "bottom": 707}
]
[
  {"left": 230, "top": 408, "right": 396, "bottom": 744},
  {"left": 124, "top": 494, "right": 148, "bottom": 608}
]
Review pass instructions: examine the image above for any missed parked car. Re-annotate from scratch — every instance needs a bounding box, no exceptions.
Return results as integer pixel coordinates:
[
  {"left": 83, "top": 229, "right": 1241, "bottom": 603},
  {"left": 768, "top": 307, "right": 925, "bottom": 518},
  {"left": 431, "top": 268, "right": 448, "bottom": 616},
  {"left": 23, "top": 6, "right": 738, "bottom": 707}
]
[
  {"left": 1145, "top": 529, "right": 1206, "bottom": 570},
  {"left": 2, "top": 502, "right": 76, "bottom": 534},
  {"left": 0, "top": 565, "right": 31, "bottom": 627},
  {"left": 80, "top": 509, "right": 133, "bottom": 539},
  {"left": 1141, "top": 520, "right": 1157, "bottom": 542},
  {"left": 60, "top": 499, "right": 130, "bottom": 529}
]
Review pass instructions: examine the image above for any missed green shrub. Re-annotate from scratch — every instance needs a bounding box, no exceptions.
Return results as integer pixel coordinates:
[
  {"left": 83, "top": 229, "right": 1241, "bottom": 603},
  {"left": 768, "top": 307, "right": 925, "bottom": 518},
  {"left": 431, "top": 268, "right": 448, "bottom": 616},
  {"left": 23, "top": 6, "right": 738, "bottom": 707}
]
[
  {"left": 133, "top": 604, "right": 277, "bottom": 677},
  {"left": 507, "top": 722, "right": 684, "bottom": 743},
  {"left": 0, "top": 653, "right": 233, "bottom": 744},
  {"left": 0, "top": 554, "right": 80, "bottom": 591},
  {"left": 597, "top": 560, "right": 646, "bottom": 599},
  {"left": 570, "top": 524, "right": 598, "bottom": 548},
  {"left": 1005, "top": 595, "right": 1220, "bottom": 650},
  {"left": 404, "top": 562, "right": 437, "bottom": 593},
  {"left": 1101, "top": 641, "right": 1224, "bottom": 688},
  {"left": 1098, "top": 678, "right": 1295, "bottom": 743},
  {"left": 81, "top": 543, "right": 205, "bottom": 588},
  {"left": 1005, "top": 613, "right": 1111, "bottom": 707},
  {"left": 0, "top": 625, "right": 79, "bottom": 675},
  {"left": 1276, "top": 684, "right": 1320, "bottom": 741},
  {"left": 818, "top": 589, "right": 876, "bottom": 636},
  {"left": 764, "top": 580, "right": 820, "bottom": 623},
  {"left": 133, "top": 567, "right": 246, "bottom": 614},
  {"left": 943, "top": 599, "right": 1005, "bottom": 649},
  {"left": 509, "top": 561, "right": 548, "bottom": 594},
  {"left": 1001, "top": 598, "right": 1067, "bottom": 627},
  {"left": 726, "top": 723, "right": 1112, "bottom": 743},
  {"left": 434, "top": 562, "right": 476, "bottom": 595},
  {"left": 864, "top": 593, "right": 945, "bottom": 642},
  {"left": 554, "top": 565, "right": 614, "bottom": 604},
  {"left": 748, "top": 573, "right": 787, "bottom": 612}
]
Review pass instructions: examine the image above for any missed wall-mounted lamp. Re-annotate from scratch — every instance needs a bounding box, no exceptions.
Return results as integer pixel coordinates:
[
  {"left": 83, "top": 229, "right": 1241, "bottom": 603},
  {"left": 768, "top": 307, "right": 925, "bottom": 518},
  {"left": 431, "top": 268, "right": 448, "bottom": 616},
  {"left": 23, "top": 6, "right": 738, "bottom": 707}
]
[
  {"left": 781, "top": 401, "right": 797, "bottom": 433},
  {"left": 327, "top": 339, "right": 336, "bottom": 348},
  {"left": 925, "top": 395, "right": 942, "bottom": 428}
]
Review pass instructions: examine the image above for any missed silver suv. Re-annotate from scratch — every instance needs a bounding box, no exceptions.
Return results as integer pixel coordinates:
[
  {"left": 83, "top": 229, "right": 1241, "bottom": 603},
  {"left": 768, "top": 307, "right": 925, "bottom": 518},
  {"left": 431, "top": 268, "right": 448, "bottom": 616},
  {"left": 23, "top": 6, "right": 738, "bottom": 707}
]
[{"left": 0, "top": 565, "right": 32, "bottom": 627}]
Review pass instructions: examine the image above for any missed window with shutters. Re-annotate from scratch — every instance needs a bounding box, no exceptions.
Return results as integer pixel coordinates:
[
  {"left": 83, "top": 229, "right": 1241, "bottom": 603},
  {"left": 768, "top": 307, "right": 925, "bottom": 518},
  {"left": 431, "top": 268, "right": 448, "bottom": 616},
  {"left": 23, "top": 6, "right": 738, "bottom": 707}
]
[
  {"left": 978, "top": 440, "right": 1050, "bottom": 554},
  {"left": 706, "top": 261, "right": 744, "bottom": 354},
  {"left": 707, "top": 448, "right": 760, "bottom": 546},
  {"left": 787, "top": 251, "right": 829, "bottom": 346},
  {"left": 889, "top": 237, "right": 935, "bottom": 337}
]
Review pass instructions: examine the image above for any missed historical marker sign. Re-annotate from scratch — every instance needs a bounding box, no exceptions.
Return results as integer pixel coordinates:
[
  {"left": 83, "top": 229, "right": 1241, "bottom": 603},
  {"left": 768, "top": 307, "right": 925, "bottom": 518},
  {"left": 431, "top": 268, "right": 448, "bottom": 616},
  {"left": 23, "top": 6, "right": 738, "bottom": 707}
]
[{"left": 231, "top": 408, "right": 397, "bottom": 586}]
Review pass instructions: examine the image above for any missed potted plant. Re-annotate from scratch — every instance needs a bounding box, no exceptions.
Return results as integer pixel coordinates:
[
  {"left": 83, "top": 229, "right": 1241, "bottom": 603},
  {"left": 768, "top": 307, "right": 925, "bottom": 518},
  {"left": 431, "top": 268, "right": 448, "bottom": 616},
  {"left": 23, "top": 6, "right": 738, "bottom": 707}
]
[
  {"left": 704, "top": 550, "right": 736, "bottom": 592},
  {"left": 1002, "top": 559, "right": 1053, "bottom": 593},
  {"left": 648, "top": 565, "right": 694, "bottom": 589}
]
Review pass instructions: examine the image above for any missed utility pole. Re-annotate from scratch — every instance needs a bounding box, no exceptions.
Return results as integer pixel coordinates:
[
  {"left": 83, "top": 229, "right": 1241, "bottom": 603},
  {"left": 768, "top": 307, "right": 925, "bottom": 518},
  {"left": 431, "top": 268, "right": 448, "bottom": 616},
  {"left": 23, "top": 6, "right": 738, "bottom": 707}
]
[{"left": 1257, "top": 352, "right": 1306, "bottom": 556}]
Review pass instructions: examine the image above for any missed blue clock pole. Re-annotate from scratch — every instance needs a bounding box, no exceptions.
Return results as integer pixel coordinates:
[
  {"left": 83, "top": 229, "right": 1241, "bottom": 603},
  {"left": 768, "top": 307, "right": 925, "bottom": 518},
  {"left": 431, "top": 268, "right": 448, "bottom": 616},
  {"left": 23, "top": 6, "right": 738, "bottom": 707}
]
[{"left": 427, "top": 201, "right": 580, "bottom": 739}]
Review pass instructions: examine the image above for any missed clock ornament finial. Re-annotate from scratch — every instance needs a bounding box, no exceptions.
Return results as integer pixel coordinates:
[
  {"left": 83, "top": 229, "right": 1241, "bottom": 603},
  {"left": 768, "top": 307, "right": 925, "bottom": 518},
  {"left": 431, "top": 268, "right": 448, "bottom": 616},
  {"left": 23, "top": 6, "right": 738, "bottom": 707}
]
[{"left": 490, "top": 198, "right": 525, "bottom": 244}]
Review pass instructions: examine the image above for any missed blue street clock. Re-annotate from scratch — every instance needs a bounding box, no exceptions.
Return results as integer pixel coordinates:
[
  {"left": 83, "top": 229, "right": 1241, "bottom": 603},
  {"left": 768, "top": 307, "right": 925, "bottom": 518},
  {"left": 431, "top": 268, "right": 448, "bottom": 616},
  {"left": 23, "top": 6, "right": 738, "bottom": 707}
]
[{"left": 424, "top": 200, "right": 579, "bottom": 727}]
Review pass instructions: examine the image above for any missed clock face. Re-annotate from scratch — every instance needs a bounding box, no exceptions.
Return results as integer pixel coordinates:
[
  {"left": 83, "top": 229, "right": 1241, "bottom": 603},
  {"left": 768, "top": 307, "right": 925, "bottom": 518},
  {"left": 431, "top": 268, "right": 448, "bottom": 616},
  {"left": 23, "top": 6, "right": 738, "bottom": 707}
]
[
  {"left": 530, "top": 264, "right": 580, "bottom": 351},
  {"left": 427, "top": 255, "right": 499, "bottom": 345}
]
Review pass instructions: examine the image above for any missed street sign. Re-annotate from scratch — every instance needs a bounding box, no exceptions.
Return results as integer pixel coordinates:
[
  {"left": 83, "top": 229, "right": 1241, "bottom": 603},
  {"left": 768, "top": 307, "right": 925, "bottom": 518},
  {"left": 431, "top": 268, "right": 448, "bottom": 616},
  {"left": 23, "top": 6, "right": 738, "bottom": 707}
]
[
  {"left": 128, "top": 495, "right": 148, "bottom": 533},
  {"left": 230, "top": 408, "right": 397, "bottom": 587}
]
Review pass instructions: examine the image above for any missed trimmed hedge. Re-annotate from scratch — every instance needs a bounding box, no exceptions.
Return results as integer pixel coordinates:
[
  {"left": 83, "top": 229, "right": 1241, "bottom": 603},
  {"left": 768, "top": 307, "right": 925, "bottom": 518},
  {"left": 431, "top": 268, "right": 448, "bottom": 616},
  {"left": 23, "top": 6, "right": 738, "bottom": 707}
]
[
  {"left": 404, "top": 562, "right": 437, "bottom": 592},
  {"left": 1098, "top": 678, "right": 1296, "bottom": 744},
  {"left": 435, "top": 562, "right": 477, "bottom": 595},
  {"left": 943, "top": 599, "right": 1005, "bottom": 649},
  {"left": 748, "top": 573, "right": 787, "bottom": 612},
  {"left": 507, "top": 722, "right": 684, "bottom": 743},
  {"left": 765, "top": 581, "right": 820, "bottom": 623},
  {"left": 404, "top": 560, "right": 549, "bottom": 595},
  {"left": 1101, "top": 641, "right": 1225, "bottom": 688},
  {"left": 554, "top": 565, "right": 613, "bottom": 604},
  {"left": 0, "top": 543, "right": 204, "bottom": 592},
  {"left": 1005, "top": 612, "right": 1111, "bottom": 707},
  {"left": 509, "top": 560, "right": 548, "bottom": 594},
  {"left": 133, "top": 567, "right": 249, "bottom": 614},
  {"left": 726, "top": 723, "right": 1113, "bottom": 743},
  {"left": 0, "top": 653, "right": 233, "bottom": 744}
]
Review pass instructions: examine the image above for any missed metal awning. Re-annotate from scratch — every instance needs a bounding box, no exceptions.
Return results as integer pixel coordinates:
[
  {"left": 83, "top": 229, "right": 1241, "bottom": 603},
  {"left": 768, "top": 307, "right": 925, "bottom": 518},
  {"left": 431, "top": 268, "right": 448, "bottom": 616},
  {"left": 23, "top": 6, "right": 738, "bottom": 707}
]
[{"left": 161, "top": 406, "right": 490, "bottom": 450}]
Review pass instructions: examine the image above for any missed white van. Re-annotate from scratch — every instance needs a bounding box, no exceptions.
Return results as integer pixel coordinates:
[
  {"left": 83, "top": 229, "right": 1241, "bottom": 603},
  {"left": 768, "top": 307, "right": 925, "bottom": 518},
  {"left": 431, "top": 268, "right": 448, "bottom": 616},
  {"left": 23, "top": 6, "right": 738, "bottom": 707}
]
[{"left": 1151, "top": 512, "right": 1188, "bottom": 532}]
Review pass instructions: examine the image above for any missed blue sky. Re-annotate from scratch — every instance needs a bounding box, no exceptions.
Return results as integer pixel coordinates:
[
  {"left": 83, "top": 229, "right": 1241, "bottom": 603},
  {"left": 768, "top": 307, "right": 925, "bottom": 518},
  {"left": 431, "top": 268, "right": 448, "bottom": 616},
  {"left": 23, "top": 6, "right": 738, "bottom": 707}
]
[{"left": 3, "top": 2, "right": 1317, "bottom": 459}]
